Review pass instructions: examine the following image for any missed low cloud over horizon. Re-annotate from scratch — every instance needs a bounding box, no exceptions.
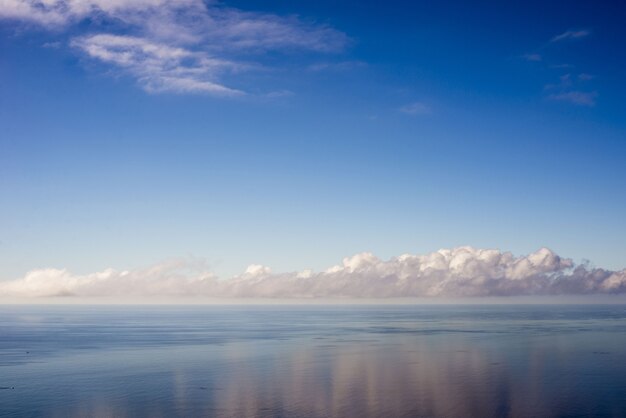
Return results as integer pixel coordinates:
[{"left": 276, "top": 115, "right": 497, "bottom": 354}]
[{"left": 2, "top": 247, "right": 625, "bottom": 299}]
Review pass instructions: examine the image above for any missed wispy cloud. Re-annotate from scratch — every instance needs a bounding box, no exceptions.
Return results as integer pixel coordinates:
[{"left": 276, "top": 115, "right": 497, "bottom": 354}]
[
  {"left": 523, "top": 53, "right": 542, "bottom": 62},
  {"left": 548, "top": 91, "right": 597, "bottom": 106},
  {"left": 0, "top": 0, "right": 349, "bottom": 95},
  {"left": 400, "top": 102, "right": 431, "bottom": 115},
  {"left": 524, "top": 28, "right": 598, "bottom": 106},
  {"left": 307, "top": 60, "right": 366, "bottom": 72},
  {"left": 0, "top": 0, "right": 198, "bottom": 31},
  {"left": 263, "top": 90, "right": 295, "bottom": 99},
  {"left": 543, "top": 71, "right": 597, "bottom": 106},
  {"left": 549, "top": 63, "right": 574, "bottom": 69},
  {"left": 42, "top": 41, "right": 61, "bottom": 49},
  {"left": 544, "top": 73, "right": 573, "bottom": 90},
  {"left": 2, "top": 247, "right": 625, "bottom": 298},
  {"left": 550, "top": 29, "right": 591, "bottom": 43},
  {"left": 71, "top": 34, "right": 244, "bottom": 95}
]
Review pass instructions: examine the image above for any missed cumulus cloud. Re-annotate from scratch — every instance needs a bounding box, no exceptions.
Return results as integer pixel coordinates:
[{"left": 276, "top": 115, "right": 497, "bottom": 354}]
[
  {"left": 0, "top": 0, "right": 348, "bottom": 94},
  {"left": 2, "top": 247, "right": 626, "bottom": 299}
]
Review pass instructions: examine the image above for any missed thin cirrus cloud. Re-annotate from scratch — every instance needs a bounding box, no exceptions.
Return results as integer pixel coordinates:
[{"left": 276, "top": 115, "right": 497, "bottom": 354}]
[
  {"left": 71, "top": 34, "right": 245, "bottom": 96},
  {"left": 550, "top": 29, "right": 591, "bottom": 43},
  {"left": 522, "top": 53, "right": 542, "bottom": 62},
  {"left": 1, "top": 247, "right": 625, "bottom": 299},
  {"left": 0, "top": 0, "right": 349, "bottom": 95},
  {"left": 399, "top": 102, "right": 431, "bottom": 115},
  {"left": 548, "top": 90, "right": 597, "bottom": 106},
  {"left": 522, "top": 28, "right": 597, "bottom": 106}
]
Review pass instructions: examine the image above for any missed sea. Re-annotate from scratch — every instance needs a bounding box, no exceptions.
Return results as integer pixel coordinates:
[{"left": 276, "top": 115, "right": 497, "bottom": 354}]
[{"left": 1, "top": 304, "right": 626, "bottom": 417}]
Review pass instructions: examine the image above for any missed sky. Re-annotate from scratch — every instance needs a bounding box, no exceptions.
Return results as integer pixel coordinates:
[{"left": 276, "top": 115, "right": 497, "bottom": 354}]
[{"left": 1, "top": 0, "right": 625, "bottom": 299}]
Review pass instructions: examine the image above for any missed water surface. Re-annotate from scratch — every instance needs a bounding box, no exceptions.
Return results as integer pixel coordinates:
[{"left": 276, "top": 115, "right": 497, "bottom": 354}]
[{"left": 1, "top": 304, "right": 626, "bottom": 417}]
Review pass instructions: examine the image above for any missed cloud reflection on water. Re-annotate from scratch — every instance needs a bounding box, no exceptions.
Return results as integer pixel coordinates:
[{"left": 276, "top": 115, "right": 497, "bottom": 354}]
[{"left": 2, "top": 306, "right": 626, "bottom": 418}]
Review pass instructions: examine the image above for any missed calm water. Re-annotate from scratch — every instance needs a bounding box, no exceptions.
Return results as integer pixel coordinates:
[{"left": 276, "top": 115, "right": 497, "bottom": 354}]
[{"left": 1, "top": 305, "right": 626, "bottom": 418}]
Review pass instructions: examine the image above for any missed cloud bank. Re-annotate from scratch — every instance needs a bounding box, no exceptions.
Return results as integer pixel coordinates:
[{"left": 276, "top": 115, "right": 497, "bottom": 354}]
[
  {"left": 2, "top": 247, "right": 626, "bottom": 299},
  {"left": 0, "top": 0, "right": 348, "bottom": 95}
]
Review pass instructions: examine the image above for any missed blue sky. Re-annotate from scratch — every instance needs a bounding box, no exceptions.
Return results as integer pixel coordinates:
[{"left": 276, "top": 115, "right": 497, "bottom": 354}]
[{"left": 1, "top": 0, "right": 625, "bottom": 283}]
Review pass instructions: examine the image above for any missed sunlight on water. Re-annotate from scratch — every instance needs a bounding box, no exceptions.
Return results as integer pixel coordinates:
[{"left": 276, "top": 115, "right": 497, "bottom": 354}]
[{"left": 1, "top": 305, "right": 626, "bottom": 417}]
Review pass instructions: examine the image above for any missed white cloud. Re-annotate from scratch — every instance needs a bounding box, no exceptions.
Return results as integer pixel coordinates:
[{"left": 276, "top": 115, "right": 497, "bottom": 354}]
[
  {"left": 2, "top": 247, "right": 625, "bottom": 299},
  {"left": 242, "top": 264, "right": 272, "bottom": 277},
  {"left": 203, "top": 8, "right": 348, "bottom": 53},
  {"left": 550, "top": 29, "right": 591, "bottom": 43},
  {"left": 71, "top": 34, "right": 243, "bottom": 95},
  {"left": 0, "top": 0, "right": 193, "bottom": 28},
  {"left": 400, "top": 102, "right": 431, "bottom": 115},
  {"left": 0, "top": 0, "right": 349, "bottom": 95},
  {"left": 548, "top": 91, "right": 597, "bottom": 106}
]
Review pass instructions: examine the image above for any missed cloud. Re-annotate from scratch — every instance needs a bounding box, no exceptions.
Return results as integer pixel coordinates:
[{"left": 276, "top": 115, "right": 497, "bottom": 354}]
[
  {"left": 262, "top": 89, "right": 294, "bottom": 100},
  {"left": 0, "top": 0, "right": 198, "bottom": 30},
  {"left": 2, "top": 247, "right": 626, "bottom": 299},
  {"left": 71, "top": 34, "right": 244, "bottom": 95},
  {"left": 544, "top": 73, "right": 573, "bottom": 91},
  {"left": 202, "top": 8, "right": 348, "bottom": 53},
  {"left": 0, "top": 0, "right": 349, "bottom": 95},
  {"left": 42, "top": 41, "right": 61, "bottom": 48},
  {"left": 543, "top": 73, "right": 597, "bottom": 106},
  {"left": 307, "top": 60, "right": 366, "bottom": 72},
  {"left": 550, "top": 29, "right": 591, "bottom": 43},
  {"left": 521, "top": 30, "right": 597, "bottom": 106},
  {"left": 550, "top": 64, "right": 574, "bottom": 69},
  {"left": 523, "top": 53, "right": 542, "bottom": 62},
  {"left": 548, "top": 91, "right": 597, "bottom": 106},
  {"left": 400, "top": 102, "right": 431, "bottom": 115}
]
